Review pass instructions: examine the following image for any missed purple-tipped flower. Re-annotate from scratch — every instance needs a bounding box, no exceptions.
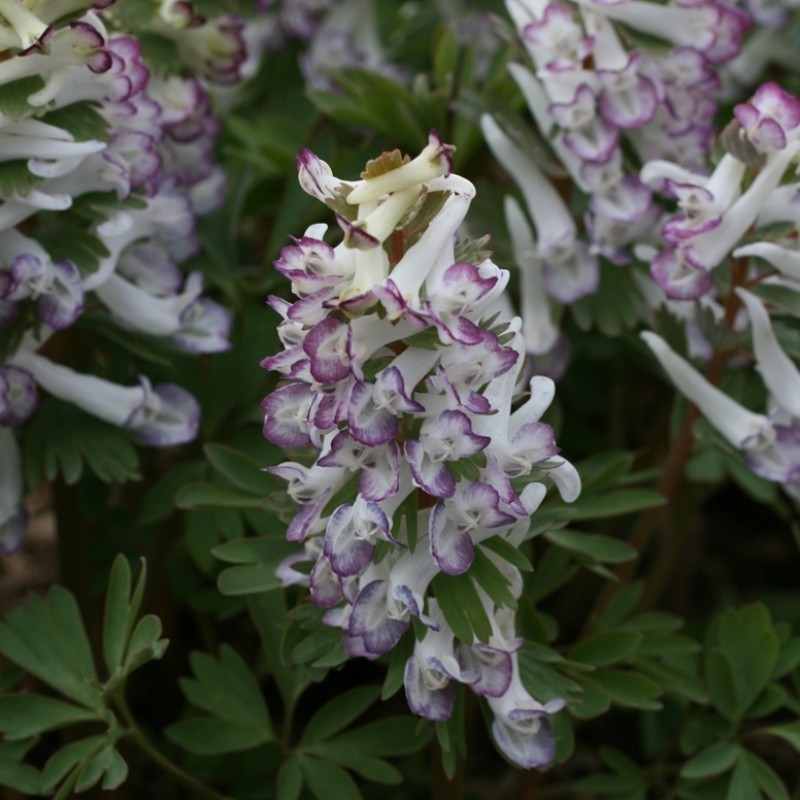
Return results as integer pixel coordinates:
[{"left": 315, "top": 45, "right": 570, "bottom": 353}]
[
  {"left": 262, "top": 134, "right": 579, "bottom": 767},
  {"left": 0, "top": 365, "right": 37, "bottom": 427},
  {"left": 734, "top": 81, "right": 800, "bottom": 153},
  {"left": 487, "top": 653, "right": 566, "bottom": 769},
  {"left": 9, "top": 350, "right": 200, "bottom": 446}
]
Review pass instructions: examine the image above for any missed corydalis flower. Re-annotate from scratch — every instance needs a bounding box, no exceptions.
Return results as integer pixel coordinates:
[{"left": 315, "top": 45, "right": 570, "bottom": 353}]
[
  {"left": 638, "top": 83, "right": 800, "bottom": 300},
  {"left": 262, "top": 133, "right": 579, "bottom": 769},
  {"left": 10, "top": 349, "right": 200, "bottom": 446},
  {"left": 641, "top": 326, "right": 800, "bottom": 498}
]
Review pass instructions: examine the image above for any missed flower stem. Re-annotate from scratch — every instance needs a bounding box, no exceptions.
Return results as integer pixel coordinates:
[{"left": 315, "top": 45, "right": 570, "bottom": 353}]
[
  {"left": 586, "top": 260, "right": 749, "bottom": 625},
  {"left": 113, "top": 690, "right": 232, "bottom": 800}
]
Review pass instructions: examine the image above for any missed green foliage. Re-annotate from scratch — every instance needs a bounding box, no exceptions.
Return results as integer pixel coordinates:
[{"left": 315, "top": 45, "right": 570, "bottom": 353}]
[
  {"left": 4, "top": 4, "right": 800, "bottom": 799},
  {"left": 0, "top": 77, "right": 45, "bottom": 118},
  {"left": 166, "top": 645, "right": 274, "bottom": 755},
  {"left": 570, "top": 261, "right": 647, "bottom": 336},
  {"left": 103, "top": 556, "right": 168, "bottom": 686},
  {"left": 42, "top": 102, "right": 110, "bottom": 143},
  {"left": 0, "top": 161, "right": 44, "bottom": 197},
  {"left": 23, "top": 397, "right": 141, "bottom": 486},
  {"left": 0, "top": 586, "right": 104, "bottom": 712},
  {"left": 32, "top": 207, "right": 112, "bottom": 274},
  {"left": 704, "top": 603, "right": 780, "bottom": 721},
  {"left": 0, "top": 558, "right": 167, "bottom": 797}
]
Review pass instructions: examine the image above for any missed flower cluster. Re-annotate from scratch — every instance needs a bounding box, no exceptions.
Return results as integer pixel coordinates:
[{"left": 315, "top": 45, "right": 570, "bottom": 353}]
[
  {"left": 640, "top": 82, "right": 800, "bottom": 300},
  {"left": 0, "top": 0, "right": 247, "bottom": 552},
  {"left": 485, "top": 0, "right": 752, "bottom": 368},
  {"left": 261, "top": 133, "right": 580, "bottom": 768},
  {"left": 250, "top": 0, "right": 397, "bottom": 92},
  {"left": 642, "top": 83, "right": 800, "bottom": 499}
]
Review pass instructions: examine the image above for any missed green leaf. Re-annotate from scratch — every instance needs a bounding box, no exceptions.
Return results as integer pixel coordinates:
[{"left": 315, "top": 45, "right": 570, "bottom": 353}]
[
  {"left": 432, "top": 571, "right": 492, "bottom": 643},
  {"left": 217, "top": 564, "right": 286, "bottom": 596},
  {"left": 204, "top": 443, "right": 278, "bottom": 495},
  {"left": 635, "top": 660, "right": 708, "bottom": 705},
  {"left": 0, "top": 695, "right": 100, "bottom": 740},
  {"left": 301, "top": 686, "right": 380, "bottom": 744},
  {"left": 169, "top": 645, "right": 273, "bottom": 755},
  {"left": 589, "top": 669, "right": 662, "bottom": 710},
  {"left": 175, "top": 482, "right": 268, "bottom": 510},
  {"left": 299, "top": 756, "right": 362, "bottom": 800},
  {"left": 333, "top": 717, "right": 432, "bottom": 757},
  {"left": 103, "top": 556, "right": 133, "bottom": 677},
  {"left": 569, "top": 676, "right": 612, "bottom": 719},
  {"left": 480, "top": 536, "right": 533, "bottom": 573},
  {"left": 138, "top": 461, "right": 207, "bottom": 524},
  {"left": 304, "top": 745, "right": 402, "bottom": 784},
  {"left": 23, "top": 398, "right": 140, "bottom": 486},
  {"left": 570, "top": 259, "right": 644, "bottom": 335},
  {"left": 544, "top": 528, "right": 637, "bottom": 564},
  {"left": 576, "top": 451, "right": 637, "bottom": 492},
  {"left": 750, "top": 282, "right": 800, "bottom": 317},
  {"left": 572, "top": 489, "right": 666, "bottom": 520},
  {"left": 433, "top": 23, "right": 459, "bottom": 90},
  {"left": 704, "top": 604, "right": 780, "bottom": 720},
  {"left": 765, "top": 720, "right": 800, "bottom": 752},
  {"left": 772, "top": 636, "right": 800, "bottom": 679},
  {"left": 165, "top": 717, "right": 269, "bottom": 756},
  {"left": 99, "top": 747, "right": 128, "bottom": 791},
  {"left": 42, "top": 102, "right": 109, "bottom": 143},
  {"left": 0, "top": 743, "right": 43, "bottom": 797},
  {"left": 597, "top": 583, "right": 645, "bottom": 629},
  {"left": 248, "top": 593, "right": 309, "bottom": 710},
  {"left": 743, "top": 751, "right": 789, "bottom": 800},
  {"left": 469, "top": 547, "right": 517, "bottom": 608},
  {"left": 551, "top": 710, "right": 575, "bottom": 764},
  {"left": 527, "top": 545, "right": 579, "bottom": 603},
  {"left": 276, "top": 758, "right": 303, "bottom": 800},
  {"left": 726, "top": 758, "right": 759, "bottom": 800},
  {"left": 680, "top": 716, "right": 734, "bottom": 755},
  {"left": 0, "top": 587, "right": 102, "bottom": 711},
  {"left": 42, "top": 737, "right": 105, "bottom": 792},
  {"left": 121, "top": 617, "right": 168, "bottom": 676},
  {"left": 0, "top": 760, "right": 43, "bottom": 794},
  {"left": 0, "top": 161, "right": 44, "bottom": 197},
  {"left": 381, "top": 632, "right": 414, "bottom": 700},
  {"left": 569, "top": 630, "right": 642, "bottom": 667},
  {"left": 681, "top": 742, "right": 739, "bottom": 780},
  {"left": 290, "top": 626, "right": 346, "bottom": 668},
  {"left": 0, "top": 77, "right": 45, "bottom": 118},
  {"left": 33, "top": 210, "right": 111, "bottom": 274},
  {"left": 518, "top": 649, "right": 584, "bottom": 708},
  {"left": 599, "top": 746, "right": 642, "bottom": 777},
  {"left": 748, "top": 684, "right": 787, "bottom": 718},
  {"left": 57, "top": 741, "right": 127, "bottom": 795},
  {"left": 213, "top": 535, "right": 297, "bottom": 595}
]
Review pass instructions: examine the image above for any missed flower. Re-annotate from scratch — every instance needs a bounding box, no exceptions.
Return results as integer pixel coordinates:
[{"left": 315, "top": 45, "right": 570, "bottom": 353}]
[
  {"left": 0, "top": 0, "right": 243, "bottom": 545},
  {"left": 263, "top": 133, "right": 579, "bottom": 769}
]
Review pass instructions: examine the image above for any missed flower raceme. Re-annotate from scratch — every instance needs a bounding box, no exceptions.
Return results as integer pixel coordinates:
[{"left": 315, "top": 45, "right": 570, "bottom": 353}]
[
  {"left": 261, "top": 134, "right": 581, "bottom": 768},
  {"left": 0, "top": 0, "right": 244, "bottom": 551}
]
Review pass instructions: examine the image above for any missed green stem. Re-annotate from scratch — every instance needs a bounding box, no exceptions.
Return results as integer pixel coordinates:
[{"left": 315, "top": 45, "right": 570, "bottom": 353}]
[
  {"left": 585, "top": 261, "right": 749, "bottom": 627},
  {"left": 113, "top": 690, "right": 231, "bottom": 800}
]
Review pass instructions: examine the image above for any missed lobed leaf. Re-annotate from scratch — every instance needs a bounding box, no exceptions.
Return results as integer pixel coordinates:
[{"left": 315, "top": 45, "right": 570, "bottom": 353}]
[
  {"left": 569, "top": 630, "right": 642, "bottom": 668},
  {"left": 545, "top": 528, "right": 637, "bottom": 564},
  {"left": 0, "top": 695, "right": 101, "bottom": 740},
  {"left": 681, "top": 742, "right": 739, "bottom": 780},
  {"left": 301, "top": 686, "right": 380, "bottom": 744}
]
